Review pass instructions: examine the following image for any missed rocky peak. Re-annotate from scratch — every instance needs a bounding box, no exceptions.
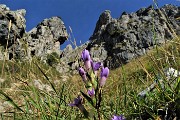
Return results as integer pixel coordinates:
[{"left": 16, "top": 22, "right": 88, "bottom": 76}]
[
  {"left": 0, "top": 4, "right": 26, "bottom": 60},
  {"left": 161, "top": 4, "right": 179, "bottom": 17},
  {"left": 99, "top": 10, "right": 112, "bottom": 25},
  {"left": 24, "top": 16, "right": 68, "bottom": 59},
  {"left": 0, "top": 4, "right": 26, "bottom": 46},
  {"left": 88, "top": 4, "right": 180, "bottom": 69},
  {"left": 90, "top": 10, "right": 112, "bottom": 40},
  {"left": 0, "top": 4, "right": 179, "bottom": 75},
  {"left": 36, "top": 17, "right": 68, "bottom": 45},
  {"left": 136, "top": 5, "right": 154, "bottom": 16},
  {"left": 0, "top": 4, "right": 9, "bottom": 11},
  {"left": 0, "top": 4, "right": 68, "bottom": 60},
  {"left": 33, "top": 4, "right": 179, "bottom": 74}
]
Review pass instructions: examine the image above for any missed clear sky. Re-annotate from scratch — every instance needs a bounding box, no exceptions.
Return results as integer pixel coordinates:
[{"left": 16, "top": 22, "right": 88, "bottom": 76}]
[{"left": 0, "top": 0, "right": 179, "bottom": 49}]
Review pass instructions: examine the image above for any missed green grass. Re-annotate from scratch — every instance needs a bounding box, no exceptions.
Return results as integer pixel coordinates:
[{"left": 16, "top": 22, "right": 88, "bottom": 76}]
[
  {"left": 0, "top": 1, "right": 179, "bottom": 119},
  {"left": 0, "top": 36, "right": 179, "bottom": 120}
]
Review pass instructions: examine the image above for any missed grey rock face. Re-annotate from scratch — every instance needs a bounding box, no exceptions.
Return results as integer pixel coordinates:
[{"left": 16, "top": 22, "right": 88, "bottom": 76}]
[
  {"left": 24, "top": 17, "right": 68, "bottom": 60},
  {"left": 0, "top": 4, "right": 68, "bottom": 60},
  {"left": 88, "top": 4, "right": 180, "bottom": 69},
  {"left": 160, "top": 4, "right": 180, "bottom": 35},
  {"left": 0, "top": 4, "right": 26, "bottom": 60},
  {"left": 57, "top": 43, "right": 88, "bottom": 74}
]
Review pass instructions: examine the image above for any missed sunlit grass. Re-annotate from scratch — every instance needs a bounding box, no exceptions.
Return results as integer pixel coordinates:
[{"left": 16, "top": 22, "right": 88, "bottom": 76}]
[
  {"left": 0, "top": 36, "right": 179, "bottom": 119},
  {"left": 0, "top": 1, "right": 179, "bottom": 119}
]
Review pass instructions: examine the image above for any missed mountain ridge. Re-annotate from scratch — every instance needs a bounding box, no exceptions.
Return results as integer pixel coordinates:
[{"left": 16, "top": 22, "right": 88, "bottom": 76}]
[{"left": 0, "top": 4, "right": 179, "bottom": 74}]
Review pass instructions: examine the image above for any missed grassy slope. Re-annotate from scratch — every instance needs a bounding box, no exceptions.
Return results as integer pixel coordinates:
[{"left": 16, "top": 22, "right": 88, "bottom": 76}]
[
  {"left": 103, "top": 36, "right": 180, "bottom": 119},
  {"left": 66, "top": 36, "right": 180, "bottom": 119},
  {"left": 0, "top": 36, "right": 179, "bottom": 119}
]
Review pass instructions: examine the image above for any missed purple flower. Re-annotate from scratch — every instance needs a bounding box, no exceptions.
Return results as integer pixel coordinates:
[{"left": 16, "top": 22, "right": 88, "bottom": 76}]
[
  {"left": 111, "top": 115, "right": 126, "bottom": 120},
  {"left": 82, "top": 49, "right": 91, "bottom": 70},
  {"left": 69, "top": 96, "right": 83, "bottom": 107},
  {"left": 69, "top": 96, "right": 89, "bottom": 116},
  {"left": 87, "top": 88, "right": 95, "bottom": 97},
  {"left": 99, "top": 67, "right": 109, "bottom": 87},
  {"left": 91, "top": 61, "right": 102, "bottom": 75},
  {"left": 79, "top": 67, "right": 87, "bottom": 82}
]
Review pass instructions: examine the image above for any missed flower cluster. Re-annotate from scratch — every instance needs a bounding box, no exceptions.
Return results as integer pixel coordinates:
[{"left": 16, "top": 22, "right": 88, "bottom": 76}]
[
  {"left": 70, "top": 48, "right": 109, "bottom": 100},
  {"left": 80, "top": 49, "right": 109, "bottom": 89},
  {"left": 69, "top": 49, "right": 124, "bottom": 119}
]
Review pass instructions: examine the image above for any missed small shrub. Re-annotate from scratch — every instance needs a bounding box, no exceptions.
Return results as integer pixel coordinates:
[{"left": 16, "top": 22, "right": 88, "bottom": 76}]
[{"left": 46, "top": 52, "right": 59, "bottom": 67}]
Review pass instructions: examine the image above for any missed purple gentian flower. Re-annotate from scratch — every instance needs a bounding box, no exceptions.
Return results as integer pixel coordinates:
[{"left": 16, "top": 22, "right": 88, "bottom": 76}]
[
  {"left": 82, "top": 49, "right": 91, "bottom": 70},
  {"left": 79, "top": 67, "right": 87, "bottom": 82},
  {"left": 69, "top": 96, "right": 83, "bottom": 107},
  {"left": 91, "top": 61, "right": 102, "bottom": 75},
  {"left": 111, "top": 115, "right": 126, "bottom": 120},
  {"left": 87, "top": 88, "right": 95, "bottom": 97},
  {"left": 69, "top": 96, "right": 88, "bottom": 115},
  {"left": 100, "top": 67, "right": 109, "bottom": 87}
]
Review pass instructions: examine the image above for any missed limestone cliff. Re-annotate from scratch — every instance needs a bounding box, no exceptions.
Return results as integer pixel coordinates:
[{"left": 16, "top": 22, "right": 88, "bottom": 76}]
[
  {"left": 0, "top": 4, "right": 68, "bottom": 60},
  {"left": 88, "top": 4, "right": 180, "bottom": 69}
]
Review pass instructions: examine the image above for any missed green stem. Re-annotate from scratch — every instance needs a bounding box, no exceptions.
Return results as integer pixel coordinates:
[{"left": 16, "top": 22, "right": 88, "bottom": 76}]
[{"left": 78, "top": 104, "right": 89, "bottom": 118}]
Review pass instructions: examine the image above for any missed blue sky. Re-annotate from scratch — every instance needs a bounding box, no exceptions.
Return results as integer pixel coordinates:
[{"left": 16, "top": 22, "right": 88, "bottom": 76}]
[{"left": 0, "top": 0, "right": 179, "bottom": 49}]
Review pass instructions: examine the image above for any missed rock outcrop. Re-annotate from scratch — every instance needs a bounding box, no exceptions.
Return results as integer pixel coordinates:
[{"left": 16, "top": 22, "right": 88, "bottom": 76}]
[
  {"left": 88, "top": 4, "right": 180, "bottom": 69},
  {"left": 0, "top": 4, "right": 180, "bottom": 74},
  {"left": 24, "top": 17, "right": 68, "bottom": 60},
  {"left": 0, "top": 4, "right": 26, "bottom": 60},
  {"left": 53, "top": 4, "right": 180, "bottom": 74},
  {"left": 0, "top": 4, "right": 68, "bottom": 60},
  {"left": 57, "top": 43, "right": 88, "bottom": 74}
]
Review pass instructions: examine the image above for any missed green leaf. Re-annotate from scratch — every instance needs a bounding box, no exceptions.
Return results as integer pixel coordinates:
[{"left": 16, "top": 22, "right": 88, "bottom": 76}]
[
  {"left": 0, "top": 90, "right": 24, "bottom": 112},
  {"left": 90, "top": 72, "right": 95, "bottom": 81},
  {"left": 85, "top": 82, "right": 92, "bottom": 89},
  {"left": 80, "top": 91, "right": 94, "bottom": 107},
  {"left": 86, "top": 72, "right": 91, "bottom": 81},
  {"left": 175, "top": 77, "right": 180, "bottom": 96},
  {"left": 97, "top": 89, "right": 102, "bottom": 109},
  {"left": 34, "top": 62, "right": 57, "bottom": 94},
  {"left": 91, "top": 72, "right": 97, "bottom": 89}
]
